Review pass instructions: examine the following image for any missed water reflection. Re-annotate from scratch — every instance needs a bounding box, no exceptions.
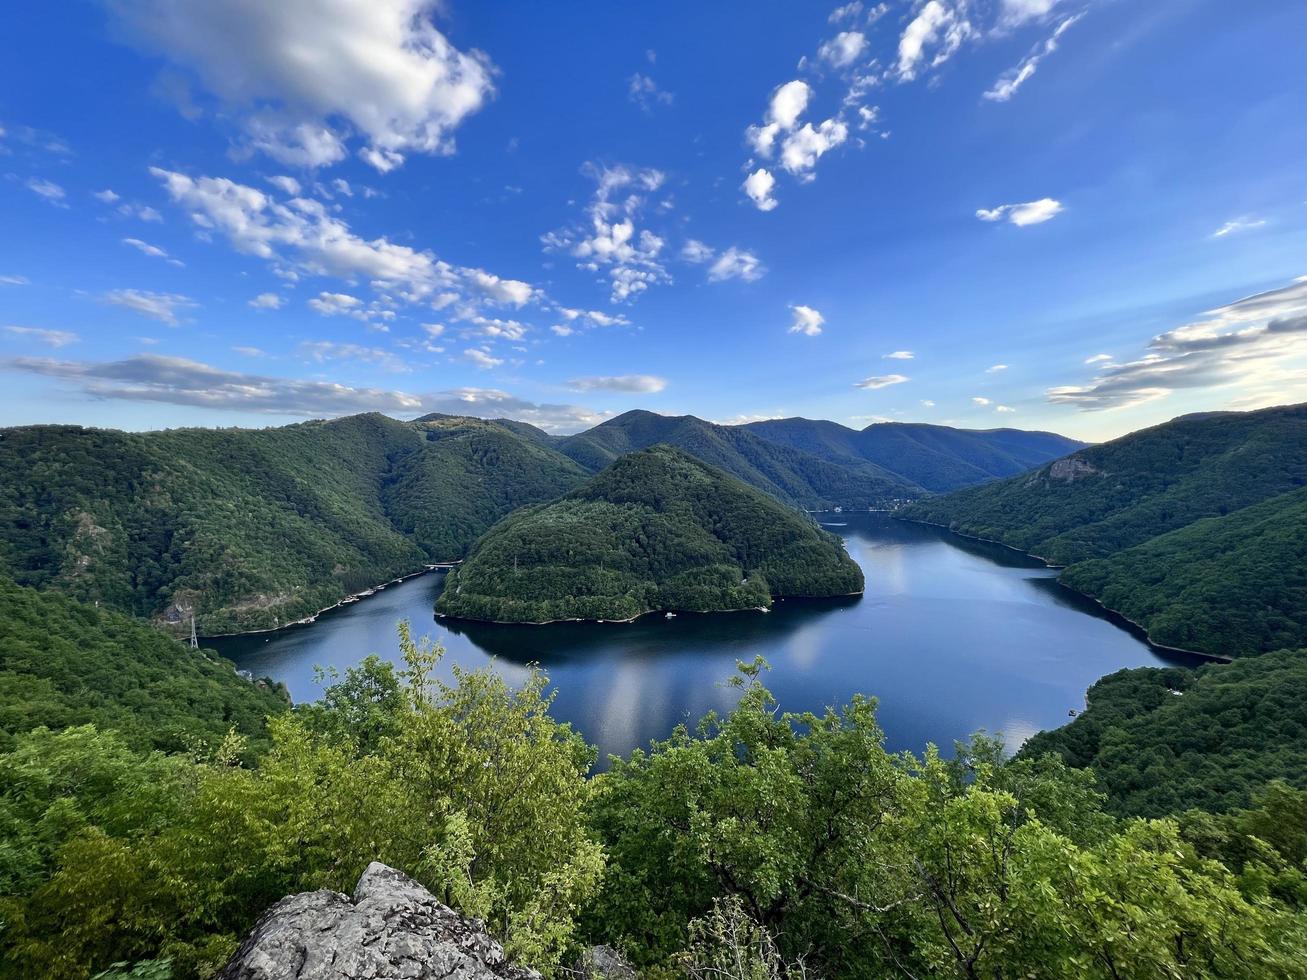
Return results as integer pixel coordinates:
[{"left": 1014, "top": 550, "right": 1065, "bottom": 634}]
[{"left": 215, "top": 514, "right": 1201, "bottom": 766}]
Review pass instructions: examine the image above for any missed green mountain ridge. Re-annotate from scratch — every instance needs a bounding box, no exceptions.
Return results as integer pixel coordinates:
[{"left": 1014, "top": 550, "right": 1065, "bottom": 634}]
[
  {"left": 435, "top": 445, "right": 865, "bottom": 623},
  {"left": 900, "top": 402, "right": 1307, "bottom": 657},
  {"left": 0, "top": 413, "right": 588, "bottom": 634},
  {"left": 743, "top": 416, "right": 1088, "bottom": 492}
]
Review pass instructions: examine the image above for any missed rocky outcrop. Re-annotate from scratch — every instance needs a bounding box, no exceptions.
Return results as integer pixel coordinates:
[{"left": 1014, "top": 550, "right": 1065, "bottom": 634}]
[
  {"left": 571, "top": 945, "right": 637, "bottom": 979},
  {"left": 1047, "top": 457, "right": 1099, "bottom": 482},
  {"left": 219, "top": 863, "right": 539, "bottom": 980}
]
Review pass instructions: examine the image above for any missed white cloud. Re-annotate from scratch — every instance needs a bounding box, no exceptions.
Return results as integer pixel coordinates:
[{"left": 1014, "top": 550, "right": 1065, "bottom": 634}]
[
  {"left": 249, "top": 292, "right": 284, "bottom": 310},
  {"left": 743, "top": 168, "right": 778, "bottom": 211},
  {"left": 551, "top": 324, "right": 574, "bottom": 337},
  {"left": 300, "top": 340, "right": 407, "bottom": 372},
  {"left": 995, "top": 405, "right": 1016, "bottom": 413},
  {"left": 421, "top": 323, "right": 445, "bottom": 337},
  {"left": 789, "top": 304, "right": 825, "bottom": 336},
  {"left": 464, "top": 348, "right": 503, "bottom": 369},
  {"left": 999, "top": 0, "right": 1064, "bottom": 28},
  {"left": 883, "top": 350, "right": 914, "bottom": 360},
  {"left": 628, "top": 73, "right": 674, "bottom": 112},
  {"left": 830, "top": 2, "right": 863, "bottom": 23},
  {"left": 976, "top": 197, "right": 1063, "bottom": 225},
  {"left": 232, "top": 346, "right": 266, "bottom": 357},
  {"left": 681, "top": 239, "right": 715, "bottom": 263},
  {"left": 93, "top": 189, "right": 120, "bottom": 203},
  {"left": 107, "top": 0, "right": 494, "bottom": 171},
  {"left": 0, "top": 275, "right": 30, "bottom": 286},
  {"left": 984, "top": 14, "right": 1082, "bottom": 102},
  {"left": 307, "top": 291, "right": 363, "bottom": 316},
  {"left": 1212, "top": 217, "right": 1267, "bottom": 238},
  {"left": 819, "top": 31, "right": 868, "bottom": 69},
  {"left": 707, "top": 247, "right": 765, "bottom": 283},
  {"left": 568, "top": 374, "right": 667, "bottom": 394},
  {"left": 1048, "top": 276, "right": 1307, "bottom": 411},
  {"left": 123, "top": 237, "right": 183, "bottom": 266},
  {"left": 542, "top": 163, "right": 670, "bottom": 303},
  {"left": 101, "top": 288, "right": 195, "bottom": 324},
  {"left": 972, "top": 396, "right": 992, "bottom": 405},
  {"left": 152, "top": 167, "right": 538, "bottom": 322},
  {"left": 986, "top": 363, "right": 1008, "bottom": 373},
  {"left": 921, "top": 399, "right": 936, "bottom": 407},
  {"left": 4, "top": 326, "right": 78, "bottom": 348},
  {"left": 779, "top": 118, "right": 849, "bottom": 177},
  {"left": 266, "top": 175, "right": 302, "bottom": 196},
  {"left": 896, "top": 0, "right": 973, "bottom": 81},
  {"left": 855, "top": 374, "right": 909, "bottom": 389},
  {"left": 26, "top": 177, "right": 67, "bottom": 206},
  {"left": 1084, "top": 352, "right": 1113, "bottom": 364},
  {"left": 2, "top": 352, "right": 608, "bottom": 431}
]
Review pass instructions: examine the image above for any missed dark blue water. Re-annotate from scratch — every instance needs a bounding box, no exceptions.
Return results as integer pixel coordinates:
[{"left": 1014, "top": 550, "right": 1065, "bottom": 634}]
[{"left": 212, "top": 514, "right": 1200, "bottom": 763}]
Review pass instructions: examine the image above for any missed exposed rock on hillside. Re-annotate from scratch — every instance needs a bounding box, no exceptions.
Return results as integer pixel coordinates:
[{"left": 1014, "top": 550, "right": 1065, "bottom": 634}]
[{"left": 219, "top": 863, "right": 539, "bottom": 980}]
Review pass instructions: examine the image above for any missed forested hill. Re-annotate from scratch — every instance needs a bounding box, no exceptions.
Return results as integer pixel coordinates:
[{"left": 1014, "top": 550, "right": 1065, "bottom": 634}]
[
  {"left": 744, "top": 416, "right": 1087, "bottom": 492},
  {"left": 0, "top": 414, "right": 587, "bottom": 634},
  {"left": 555, "top": 410, "right": 924, "bottom": 508},
  {"left": 900, "top": 402, "right": 1307, "bottom": 656},
  {"left": 435, "top": 445, "right": 864, "bottom": 623},
  {"left": 0, "top": 574, "right": 286, "bottom": 755}
]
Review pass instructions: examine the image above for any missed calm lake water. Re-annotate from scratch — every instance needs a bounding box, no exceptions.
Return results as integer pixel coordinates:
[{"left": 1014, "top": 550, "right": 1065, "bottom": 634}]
[{"left": 212, "top": 514, "right": 1201, "bottom": 764}]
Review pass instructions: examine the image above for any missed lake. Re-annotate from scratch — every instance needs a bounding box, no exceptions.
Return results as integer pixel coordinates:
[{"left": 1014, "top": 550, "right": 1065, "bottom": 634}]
[{"left": 212, "top": 513, "right": 1202, "bottom": 764}]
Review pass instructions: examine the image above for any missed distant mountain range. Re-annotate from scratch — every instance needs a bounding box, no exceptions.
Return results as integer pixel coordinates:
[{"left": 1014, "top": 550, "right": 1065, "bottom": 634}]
[
  {"left": 902, "top": 402, "right": 1307, "bottom": 657},
  {"left": 0, "top": 409, "right": 1082, "bottom": 632}
]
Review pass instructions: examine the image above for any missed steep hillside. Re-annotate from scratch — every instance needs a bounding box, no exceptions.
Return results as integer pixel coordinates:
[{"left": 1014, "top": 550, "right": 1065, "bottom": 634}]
[
  {"left": 0, "top": 574, "right": 286, "bottom": 755},
  {"left": 899, "top": 402, "right": 1307, "bottom": 656},
  {"left": 900, "top": 403, "right": 1307, "bottom": 564},
  {"left": 744, "top": 417, "right": 1087, "bottom": 492},
  {"left": 556, "top": 410, "right": 923, "bottom": 508},
  {"left": 0, "top": 414, "right": 587, "bottom": 633},
  {"left": 1020, "top": 649, "right": 1307, "bottom": 817},
  {"left": 435, "top": 446, "right": 864, "bottom": 623}
]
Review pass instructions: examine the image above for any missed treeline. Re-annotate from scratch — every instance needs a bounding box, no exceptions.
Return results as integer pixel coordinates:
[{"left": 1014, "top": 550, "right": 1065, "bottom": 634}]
[
  {"left": 0, "top": 415, "right": 586, "bottom": 633},
  {"left": 1020, "top": 648, "right": 1307, "bottom": 818},
  {"left": 901, "top": 402, "right": 1307, "bottom": 656},
  {"left": 2, "top": 632, "right": 1305, "bottom": 979},
  {"left": 435, "top": 447, "right": 863, "bottom": 623}
]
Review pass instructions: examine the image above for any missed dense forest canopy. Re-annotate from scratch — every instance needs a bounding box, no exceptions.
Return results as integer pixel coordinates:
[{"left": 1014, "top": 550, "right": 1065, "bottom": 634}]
[
  {"left": 435, "top": 446, "right": 864, "bottom": 623},
  {"left": 2, "top": 630, "right": 1304, "bottom": 980},
  {"left": 901, "top": 402, "right": 1307, "bottom": 656},
  {"left": 0, "top": 414, "right": 587, "bottom": 633}
]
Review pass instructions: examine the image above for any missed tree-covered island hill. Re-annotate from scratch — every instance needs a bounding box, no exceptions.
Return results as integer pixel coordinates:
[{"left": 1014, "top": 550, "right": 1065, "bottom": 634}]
[{"left": 435, "top": 445, "right": 864, "bottom": 623}]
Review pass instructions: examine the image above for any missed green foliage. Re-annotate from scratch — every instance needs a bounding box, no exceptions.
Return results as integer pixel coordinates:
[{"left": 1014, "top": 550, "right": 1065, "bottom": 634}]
[
  {"left": 1060, "top": 486, "right": 1307, "bottom": 656},
  {"left": 902, "top": 402, "right": 1307, "bottom": 656},
  {"left": 0, "top": 624, "right": 601, "bottom": 980},
  {"left": 436, "top": 447, "right": 864, "bottom": 622},
  {"left": 744, "top": 416, "right": 1086, "bottom": 492},
  {"left": 0, "top": 575, "right": 286, "bottom": 756},
  {"left": 0, "top": 414, "right": 587, "bottom": 633},
  {"left": 1020, "top": 648, "right": 1307, "bottom": 818},
  {"left": 557, "top": 410, "right": 926, "bottom": 508}
]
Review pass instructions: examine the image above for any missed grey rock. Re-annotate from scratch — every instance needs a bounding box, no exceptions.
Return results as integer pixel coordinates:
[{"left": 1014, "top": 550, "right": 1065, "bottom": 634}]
[
  {"left": 219, "top": 862, "right": 540, "bottom": 980},
  {"left": 1047, "top": 457, "right": 1099, "bottom": 482},
  {"left": 571, "top": 945, "right": 636, "bottom": 979}
]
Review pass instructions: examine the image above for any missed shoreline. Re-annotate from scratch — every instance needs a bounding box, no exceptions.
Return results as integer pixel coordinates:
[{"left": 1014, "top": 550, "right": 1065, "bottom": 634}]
[
  {"left": 892, "top": 515, "right": 1229, "bottom": 663},
  {"left": 435, "top": 588, "right": 866, "bottom": 628},
  {"left": 197, "top": 562, "right": 460, "bottom": 639}
]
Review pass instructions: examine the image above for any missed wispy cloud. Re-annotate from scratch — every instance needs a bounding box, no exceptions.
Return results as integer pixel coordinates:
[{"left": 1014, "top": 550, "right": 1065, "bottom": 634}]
[
  {"left": 568, "top": 374, "right": 667, "bottom": 393},
  {"left": 855, "top": 373, "right": 908, "bottom": 389},
  {"left": 883, "top": 350, "right": 914, "bottom": 360},
  {"left": 788, "top": 304, "right": 824, "bottom": 336},
  {"left": 984, "top": 14, "right": 1082, "bottom": 102},
  {"left": 101, "top": 288, "right": 195, "bottom": 325},
  {"left": 976, "top": 197, "right": 1063, "bottom": 226},
  {"left": 1048, "top": 276, "right": 1307, "bottom": 410},
  {"left": 4, "top": 326, "right": 78, "bottom": 348},
  {"left": 1212, "top": 217, "right": 1266, "bottom": 238},
  {"left": 628, "top": 72, "right": 674, "bottom": 112}
]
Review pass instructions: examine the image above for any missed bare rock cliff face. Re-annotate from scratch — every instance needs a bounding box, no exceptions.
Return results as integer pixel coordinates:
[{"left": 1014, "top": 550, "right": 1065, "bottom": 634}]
[{"left": 218, "top": 863, "right": 540, "bottom": 980}]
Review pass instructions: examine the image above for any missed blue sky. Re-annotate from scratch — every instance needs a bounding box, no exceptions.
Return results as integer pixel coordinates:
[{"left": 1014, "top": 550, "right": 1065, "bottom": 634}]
[{"left": 2, "top": 0, "right": 1305, "bottom": 439}]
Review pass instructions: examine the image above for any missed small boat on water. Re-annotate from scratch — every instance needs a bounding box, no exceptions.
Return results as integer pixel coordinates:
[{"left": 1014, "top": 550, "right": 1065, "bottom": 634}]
[
  {"left": 341, "top": 596, "right": 360, "bottom": 604},
  {"left": 665, "top": 612, "right": 677, "bottom": 619}
]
